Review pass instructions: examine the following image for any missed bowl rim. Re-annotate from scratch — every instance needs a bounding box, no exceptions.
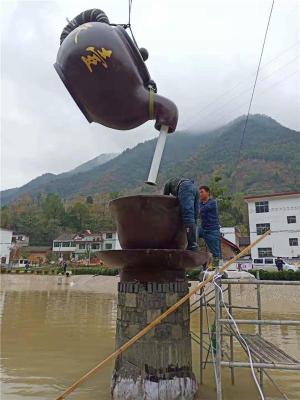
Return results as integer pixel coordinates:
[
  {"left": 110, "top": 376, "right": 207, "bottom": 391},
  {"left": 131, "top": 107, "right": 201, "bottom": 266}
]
[{"left": 109, "top": 194, "right": 178, "bottom": 207}]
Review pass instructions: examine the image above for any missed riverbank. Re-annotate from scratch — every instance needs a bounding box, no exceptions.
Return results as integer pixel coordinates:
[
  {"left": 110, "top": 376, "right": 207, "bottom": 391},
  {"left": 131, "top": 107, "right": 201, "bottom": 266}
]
[
  {"left": 2, "top": 275, "right": 300, "bottom": 314},
  {"left": 0, "top": 274, "right": 119, "bottom": 294}
]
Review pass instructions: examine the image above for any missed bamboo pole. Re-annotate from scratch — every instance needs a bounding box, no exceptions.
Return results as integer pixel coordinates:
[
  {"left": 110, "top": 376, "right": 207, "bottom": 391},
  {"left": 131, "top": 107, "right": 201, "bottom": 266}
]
[{"left": 55, "top": 230, "right": 271, "bottom": 400}]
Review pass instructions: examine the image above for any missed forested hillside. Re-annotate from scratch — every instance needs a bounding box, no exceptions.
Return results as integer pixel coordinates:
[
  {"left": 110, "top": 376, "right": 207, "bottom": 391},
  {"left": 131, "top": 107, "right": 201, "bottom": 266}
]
[
  {"left": 159, "top": 114, "right": 300, "bottom": 193},
  {"left": 1, "top": 114, "right": 299, "bottom": 245},
  {"left": 0, "top": 178, "right": 245, "bottom": 246},
  {"left": 1, "top": 114, "right": 299, "bottom": 206}
]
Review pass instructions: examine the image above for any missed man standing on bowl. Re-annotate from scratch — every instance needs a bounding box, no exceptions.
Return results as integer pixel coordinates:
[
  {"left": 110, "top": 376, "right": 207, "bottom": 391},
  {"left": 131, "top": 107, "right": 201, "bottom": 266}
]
[
  {"left": 198, "top": 185, "right": 221, "bottom": 269},
  {"left": 163, "top": 177, "right": 199, "bottom": 251}
]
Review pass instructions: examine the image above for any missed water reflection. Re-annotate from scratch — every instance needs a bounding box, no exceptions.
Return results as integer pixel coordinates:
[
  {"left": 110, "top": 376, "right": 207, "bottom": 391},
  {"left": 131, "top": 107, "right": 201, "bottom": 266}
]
[
  {"left": 0, "top": 277, "right": 299, "bottom": 400},
  {"left": 1, "top": 288, "right": 117, "bottom": 399}
]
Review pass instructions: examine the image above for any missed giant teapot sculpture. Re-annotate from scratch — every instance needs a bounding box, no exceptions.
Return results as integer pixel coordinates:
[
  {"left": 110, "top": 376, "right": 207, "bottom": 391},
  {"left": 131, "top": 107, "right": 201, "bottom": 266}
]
[{"left": 54, "top": 9, "right": 178, "bottom": 183}]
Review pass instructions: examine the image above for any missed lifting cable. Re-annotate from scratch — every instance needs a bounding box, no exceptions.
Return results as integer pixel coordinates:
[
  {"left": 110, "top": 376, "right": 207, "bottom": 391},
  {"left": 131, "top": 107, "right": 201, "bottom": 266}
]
[{"left": 127, "top": 0, "right": 139, "bottom": 48}]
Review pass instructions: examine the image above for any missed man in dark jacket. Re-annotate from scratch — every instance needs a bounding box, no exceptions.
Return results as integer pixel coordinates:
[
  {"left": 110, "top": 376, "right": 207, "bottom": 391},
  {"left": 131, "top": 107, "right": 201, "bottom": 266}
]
[
  {"left": 198, "top": 185, "right": 221, "bottom": 268},
  {"left": 164, "top": 177, "right": 199, "bottom": 251},
  {"left": 275, "top": 257, "right": 284, "bottom": 271}
]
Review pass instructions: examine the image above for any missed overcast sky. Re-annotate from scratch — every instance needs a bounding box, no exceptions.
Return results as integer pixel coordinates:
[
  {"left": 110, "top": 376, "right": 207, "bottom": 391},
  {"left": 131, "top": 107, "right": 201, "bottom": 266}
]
[{"left": 1, "top": 0, "right": 299, "bottom": 190}]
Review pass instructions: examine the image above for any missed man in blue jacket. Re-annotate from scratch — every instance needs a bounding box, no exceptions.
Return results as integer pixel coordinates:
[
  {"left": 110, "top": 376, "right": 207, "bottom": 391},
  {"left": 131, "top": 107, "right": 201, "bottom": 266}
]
[
  {"left": 164, "top": 177, "right": 199, "bottom": 251},
  {"left": 198, "top": 185, "right": 221, "bottom": 268}
]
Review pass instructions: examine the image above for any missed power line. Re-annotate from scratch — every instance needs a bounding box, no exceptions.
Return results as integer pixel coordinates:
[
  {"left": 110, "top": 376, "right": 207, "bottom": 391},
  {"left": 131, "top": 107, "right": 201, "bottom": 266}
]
[
  {"left": 191, "top": 54, "right": 299, "bottom": 127},
  {"left": 184, "top": 40, "right": 300, "bottom": 130},
  {"left": 199, "top": 66, "right": 300, "bottom": 130},
  {"left": 236, "top": 0, "right": 275, "bottom": 163}
]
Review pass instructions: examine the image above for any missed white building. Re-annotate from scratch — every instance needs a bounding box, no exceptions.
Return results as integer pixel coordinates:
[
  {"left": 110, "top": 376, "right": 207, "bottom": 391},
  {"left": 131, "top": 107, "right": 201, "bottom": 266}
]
[
  {"left": 11, "top": 232, "right": 29, "bottom": 247},
  {"left": 220, "top": 227, "right": 241, "bottom": 246},
  {"left": 0, "top": 228, "right": 13, "bottom": 265},
  {"left": 102, "top": 231, "right": 121, "bottom": 250},
  {"left": 245, "top": 191, "right": 300, "bottom": 259},
  {"left": 52, "top": 231, "right": 120, "bottom": 260}
]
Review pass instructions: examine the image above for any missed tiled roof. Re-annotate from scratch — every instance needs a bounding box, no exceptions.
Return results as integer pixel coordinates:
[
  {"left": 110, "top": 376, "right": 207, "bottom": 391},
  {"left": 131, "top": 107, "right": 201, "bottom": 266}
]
[
  {"left": 54, "top": 233, "right": 76, "bottom": 241},
  {"left": 24, "top": 246, "right": 51, "bottom": 252},
  {"left": 221, "top": 237, "right": 240, "bottom": 252},
  {"left": 244, "top": 191, "right": 300, "bottom": 200}
]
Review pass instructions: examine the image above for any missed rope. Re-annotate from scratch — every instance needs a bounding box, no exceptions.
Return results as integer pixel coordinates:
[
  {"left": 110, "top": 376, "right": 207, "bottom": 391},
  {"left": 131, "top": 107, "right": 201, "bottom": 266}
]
[
  {"left": 54, "top": 230, "right": 271, "bottom": 400},
  {"left": 128, "top": 0, "right": 139, "bottom": 48},
  {"left": 236, "top": 0, "right": 275, "bottom": 164}
]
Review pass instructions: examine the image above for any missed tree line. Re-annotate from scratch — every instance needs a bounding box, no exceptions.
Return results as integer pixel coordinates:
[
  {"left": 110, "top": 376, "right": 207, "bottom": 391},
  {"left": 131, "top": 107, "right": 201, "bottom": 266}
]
[
  {"left": 0, "top": 177, "right": 248, "bottom": 246},
  {"left": 1, "top": 192, "right": 118, "bottom": 246}
]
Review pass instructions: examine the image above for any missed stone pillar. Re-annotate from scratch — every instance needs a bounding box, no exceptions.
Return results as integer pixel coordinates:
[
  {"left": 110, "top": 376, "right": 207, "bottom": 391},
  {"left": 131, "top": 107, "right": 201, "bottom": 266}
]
[{"left": 111, "top": 281, "right": 197, "bottom": 400}]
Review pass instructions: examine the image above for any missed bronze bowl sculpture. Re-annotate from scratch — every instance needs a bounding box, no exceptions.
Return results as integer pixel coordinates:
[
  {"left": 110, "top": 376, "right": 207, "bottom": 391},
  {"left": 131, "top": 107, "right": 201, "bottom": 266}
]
[
  {"left": 100, "top": 249, "right": 207, "bottom": 282},
  {"left": 110, "top": 195, "right": 187, "bottom": 249},
  {"left": 99, "top": 195, "right": 207, "bottom": 282}
]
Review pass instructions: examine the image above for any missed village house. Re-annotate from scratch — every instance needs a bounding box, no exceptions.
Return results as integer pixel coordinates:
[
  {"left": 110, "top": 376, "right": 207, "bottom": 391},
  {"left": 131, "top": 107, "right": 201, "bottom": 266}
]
[
  {"left": 0, "top": 228, "right": 13, "bottom": 265},
  {"left": 11, "top": 246, "right": 52, "bottom": 266},
  {"left": 220, "top": 237, "right": 240, "bottom": 260},
  {"left": 220, "top": 227, "right": 241, "bottom": 246},
  {"left": 52, "top": 230, "right": 120, "bottom": 261},
  {"left": 220, "top": 226, "right": 250, "bottom": 257},
  {"left": 11, "top": 232, "right": 29, "bottom": 247},
  {"left": 238, "top": 236, "right": 251, "bottom": 256},
  {"left": 245, "top": 191, "right": 300, "bottom": 259}
]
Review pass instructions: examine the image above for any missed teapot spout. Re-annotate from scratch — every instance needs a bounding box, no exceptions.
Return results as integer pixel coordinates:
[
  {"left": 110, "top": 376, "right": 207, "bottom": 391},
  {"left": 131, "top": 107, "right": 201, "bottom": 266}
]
[{"left": 153, "top": 94, "right": 178, "bottom": 133}]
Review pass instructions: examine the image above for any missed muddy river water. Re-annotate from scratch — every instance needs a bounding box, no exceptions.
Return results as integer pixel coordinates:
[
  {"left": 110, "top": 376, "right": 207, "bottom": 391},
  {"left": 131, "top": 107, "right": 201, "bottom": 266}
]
[{"left": 1, "top": 275, "right": 299, "bottom": 400}]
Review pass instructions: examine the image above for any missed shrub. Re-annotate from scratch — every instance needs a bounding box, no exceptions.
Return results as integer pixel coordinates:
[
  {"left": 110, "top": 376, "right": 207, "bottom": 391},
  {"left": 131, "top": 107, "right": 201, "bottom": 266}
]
[
  {"left": 71, "top": 267, "right": 118, "bottom": 276},
  {"left": 249, "top": 270, "right": 300, "bottom": 281},
  {"left": 186, "top": 269, "right": 200, "bottom": 280}
]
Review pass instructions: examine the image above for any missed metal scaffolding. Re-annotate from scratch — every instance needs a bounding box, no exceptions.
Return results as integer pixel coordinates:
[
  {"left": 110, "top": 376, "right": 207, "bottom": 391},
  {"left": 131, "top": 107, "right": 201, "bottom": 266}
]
[{"left": 190, "top": 275, "right": 300, "bottom": 400}]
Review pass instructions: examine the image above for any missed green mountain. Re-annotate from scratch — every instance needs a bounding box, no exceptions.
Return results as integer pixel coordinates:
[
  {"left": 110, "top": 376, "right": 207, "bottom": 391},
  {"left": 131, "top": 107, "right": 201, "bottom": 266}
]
[
  {"left": 1, "top": 153, "right": 118, "bottom": 204},
  {"left": 1, "top": 114, "right": 299, "bottom": 205},
  {"left": 161, "top": 114, "right": 300, "bottom": 194},
  {"left": 62, "top": 153, "right": 118, "bottom": 176}
]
